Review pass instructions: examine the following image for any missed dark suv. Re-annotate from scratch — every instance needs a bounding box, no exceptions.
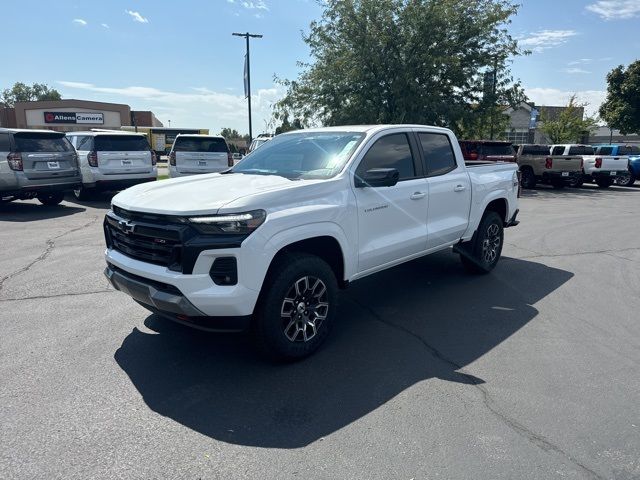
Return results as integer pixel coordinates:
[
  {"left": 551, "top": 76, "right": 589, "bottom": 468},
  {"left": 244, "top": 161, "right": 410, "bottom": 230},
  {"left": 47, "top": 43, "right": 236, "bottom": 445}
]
[
  {"left": 0, "top": 128, "right": 81, "bottom": 205},
  {"left": 458, "top": 140, "right": 516, "bottom": 162}
]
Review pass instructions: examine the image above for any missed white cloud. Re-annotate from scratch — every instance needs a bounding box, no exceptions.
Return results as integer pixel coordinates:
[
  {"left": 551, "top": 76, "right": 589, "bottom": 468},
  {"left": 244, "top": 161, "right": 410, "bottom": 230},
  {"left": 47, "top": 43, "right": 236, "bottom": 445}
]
[
  {"left": 564, "top": 67, "right": 591, "bottom": 74},
  {"left": 125, "top": 10, "right": 149, "bottom": 23},
  {"left": 242, "top": 1, "right": 269, "bottom": 10},
  {"left": 586, "top": 1, "right": 640, "bottom": 20},
  {"left": 57, "top": 81, "right": 283, "bottom": 134},
  {"left": 526, "top": 88, "right": 606, "bottom": 117},
  {"left": 519, "top": 30, "right": 578, "bottom": 52},
  {"left": 73, "top": 18, "right": 87, "bottom": 26},
  {"left": 101, "top": 23, "right": 110, "bottom": 29}
]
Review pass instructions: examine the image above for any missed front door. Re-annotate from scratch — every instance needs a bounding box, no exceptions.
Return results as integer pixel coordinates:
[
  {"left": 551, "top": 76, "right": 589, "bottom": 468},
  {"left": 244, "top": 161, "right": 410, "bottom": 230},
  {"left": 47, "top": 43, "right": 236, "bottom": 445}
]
[{"left": 353, "top": 132, "right": 428, "bottom": 273}]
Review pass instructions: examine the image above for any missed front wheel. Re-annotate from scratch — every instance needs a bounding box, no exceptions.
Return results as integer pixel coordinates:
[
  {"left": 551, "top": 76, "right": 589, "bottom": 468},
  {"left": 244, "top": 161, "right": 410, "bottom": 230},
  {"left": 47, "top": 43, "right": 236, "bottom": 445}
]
[
  {"left": 596, "top": 177, "right": 614, "bottom": 188},
  {"left": 615, "top": 172, "right": 636, "bottom": 187},
  {"left": 459, "top": 211, "right": 504, "bottom": 274},
  {"left": 37, "top": 191, "right": 65, "bottom": 206},
  {"left": 254, "top": 253, "right": 338, "bottom": 361}
]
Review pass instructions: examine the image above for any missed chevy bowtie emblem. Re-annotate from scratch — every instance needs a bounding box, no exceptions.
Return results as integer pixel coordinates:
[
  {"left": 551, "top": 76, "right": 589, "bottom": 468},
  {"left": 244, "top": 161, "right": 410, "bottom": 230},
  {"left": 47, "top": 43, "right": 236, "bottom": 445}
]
[{"left": 118, "top": 220, "right": 135, "bottom": 234}]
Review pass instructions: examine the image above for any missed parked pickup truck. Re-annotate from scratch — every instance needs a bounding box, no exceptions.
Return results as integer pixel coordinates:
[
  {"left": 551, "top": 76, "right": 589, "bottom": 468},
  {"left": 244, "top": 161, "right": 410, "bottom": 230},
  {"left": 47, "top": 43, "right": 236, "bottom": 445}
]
[
  {"left": 516, "top": 144, "right": 583, "bottom": 189},
  {"left": 103, "top": 125, "right": 520, "bottom": 359},
  {"left": 550, "top": 144, "right": 629, "bottom": 188},
  {"left": 593, "top": 144, "right": 640, "bottom": 187}
]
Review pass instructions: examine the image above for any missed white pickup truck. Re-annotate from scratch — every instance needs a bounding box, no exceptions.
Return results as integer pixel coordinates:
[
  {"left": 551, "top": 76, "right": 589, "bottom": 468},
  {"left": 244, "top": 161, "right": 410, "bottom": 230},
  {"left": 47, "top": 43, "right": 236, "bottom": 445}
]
[
  {"left": 550, "top": 144, "right": 629, "bottom": 188},
  {"left": 104, "top": 125, "right": 520, "bottom": 359}
]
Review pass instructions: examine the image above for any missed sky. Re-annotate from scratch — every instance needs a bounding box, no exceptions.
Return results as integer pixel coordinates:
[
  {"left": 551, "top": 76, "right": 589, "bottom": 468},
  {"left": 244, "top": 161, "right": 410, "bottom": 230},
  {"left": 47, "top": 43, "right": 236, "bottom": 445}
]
[{"left": 2, "top": 0, "right": 639, "bottom": 134}]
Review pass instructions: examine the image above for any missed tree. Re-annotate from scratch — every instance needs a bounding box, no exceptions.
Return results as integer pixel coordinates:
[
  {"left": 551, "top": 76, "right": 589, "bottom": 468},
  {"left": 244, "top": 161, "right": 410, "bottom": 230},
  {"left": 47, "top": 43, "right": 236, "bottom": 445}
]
[
  {"left": 539, "top": 95, "right": 598, "bottom": 144},
  {"left": 599, "top": 60, "right": 640, "bottom": 135},
  {"left": 220, "top": 127, "right": 241, "bottom": 139},
  {"left": 1, "top": 82, "right": 62, "bottom": 106},
  {"left": 274, "top": 112, "right": 304, "bottom": 135},
  {"left": 274, "top": 0, "right": 525, "bottom": 135}
]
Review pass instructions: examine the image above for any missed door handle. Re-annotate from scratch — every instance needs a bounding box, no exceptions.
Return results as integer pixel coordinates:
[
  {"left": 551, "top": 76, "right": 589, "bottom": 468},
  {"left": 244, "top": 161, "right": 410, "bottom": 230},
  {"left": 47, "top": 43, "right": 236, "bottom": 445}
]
[
  {"left": 410, "top": 192, "right": 426, "bottom": 200},
  {"left": 454, "top": 185, "right": 466, "bottom": 192}
]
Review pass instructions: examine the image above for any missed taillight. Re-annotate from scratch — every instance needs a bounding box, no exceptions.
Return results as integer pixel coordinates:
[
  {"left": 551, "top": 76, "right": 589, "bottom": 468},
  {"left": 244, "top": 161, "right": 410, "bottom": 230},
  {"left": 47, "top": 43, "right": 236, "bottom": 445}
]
[
  {"left": 7, "top": 152, "right": 23, "bottom": 171},
  {"left": 88, "top": 151, "right": 98, "bottom": 167},
  {"left": 468, "top": 152, "right": 479, "bottom": 161},
  {"left": 545, "top": 157, "right": 553, "bottom": 169},
  {"left": 151, "top": 151, "right": 157, "bottom": 166},
  {"left": 227, "top": 152, "right": 234, "bottom": 167},
  {"left": 169, "top": 151, "right": 176, "bottom": 166},
  {"left": 595, "top": 157, "right": 602, "bottom": 168}
]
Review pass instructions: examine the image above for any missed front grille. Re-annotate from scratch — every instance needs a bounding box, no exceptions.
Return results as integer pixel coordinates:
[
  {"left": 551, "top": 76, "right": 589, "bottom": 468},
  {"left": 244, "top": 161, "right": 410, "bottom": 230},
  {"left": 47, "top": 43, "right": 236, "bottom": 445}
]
[{"left": 105, "top": 212, "right": 183, "bottom": 269}]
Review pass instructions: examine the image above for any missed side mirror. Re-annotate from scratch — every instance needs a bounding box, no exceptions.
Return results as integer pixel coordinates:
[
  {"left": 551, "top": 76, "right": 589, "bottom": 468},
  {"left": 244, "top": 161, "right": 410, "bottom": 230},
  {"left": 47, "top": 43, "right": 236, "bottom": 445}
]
[{"left": 355, "top": 168, "right": 400, "bottom": 188}]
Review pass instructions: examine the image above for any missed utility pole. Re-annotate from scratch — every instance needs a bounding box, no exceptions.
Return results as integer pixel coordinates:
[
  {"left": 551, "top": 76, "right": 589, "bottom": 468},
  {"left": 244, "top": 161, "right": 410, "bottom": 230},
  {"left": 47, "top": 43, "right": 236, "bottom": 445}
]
[
  {"left": 489, "top": 57, "right": 498, "bottom": 140},
  {"left": 233, "top": 32, "right": 263, "bottom": 143}
]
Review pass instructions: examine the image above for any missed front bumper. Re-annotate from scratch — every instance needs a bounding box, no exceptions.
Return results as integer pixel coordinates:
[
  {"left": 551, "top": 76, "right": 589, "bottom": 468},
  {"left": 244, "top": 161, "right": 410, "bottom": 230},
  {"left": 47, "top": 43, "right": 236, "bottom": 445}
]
[{"left": 104, "top": 263, "right": 252, "bottom": 332}]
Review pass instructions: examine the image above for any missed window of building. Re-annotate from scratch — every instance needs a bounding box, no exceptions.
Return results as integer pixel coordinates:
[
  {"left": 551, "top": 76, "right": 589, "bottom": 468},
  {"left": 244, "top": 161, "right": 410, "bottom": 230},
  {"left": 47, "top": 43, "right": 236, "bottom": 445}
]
[{"left": 504, "top": 131, "right": 529, "bottom": 144}]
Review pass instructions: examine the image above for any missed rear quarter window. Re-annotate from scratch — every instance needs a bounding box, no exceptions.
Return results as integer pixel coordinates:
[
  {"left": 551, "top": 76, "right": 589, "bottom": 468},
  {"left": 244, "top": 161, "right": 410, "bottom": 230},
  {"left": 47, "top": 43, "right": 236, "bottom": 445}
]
[
  {"left": 13, "top": 133, "right": 74, "bottom": 152},
  {"left": 0, "top": 133, "right": 10, "bottom": 151},
  {"left": 173, "top": 137, "right": 228, "bottom": 153},
  {"left": 94, "top": 135, "right": 150, "bottom": 151}
]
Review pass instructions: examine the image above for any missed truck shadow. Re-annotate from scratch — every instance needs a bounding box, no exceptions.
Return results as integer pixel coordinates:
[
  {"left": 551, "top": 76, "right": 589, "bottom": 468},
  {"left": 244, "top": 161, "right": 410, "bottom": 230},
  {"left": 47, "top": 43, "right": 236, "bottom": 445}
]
[
  {"left": 521, "top": 183, "right": 640, "bottom": 199},
  {"left": 114, "top": 251, "right": 573, "bottom": 448},
  {"left": 0, "top": 200, "right": 85, "bottom": 222}
]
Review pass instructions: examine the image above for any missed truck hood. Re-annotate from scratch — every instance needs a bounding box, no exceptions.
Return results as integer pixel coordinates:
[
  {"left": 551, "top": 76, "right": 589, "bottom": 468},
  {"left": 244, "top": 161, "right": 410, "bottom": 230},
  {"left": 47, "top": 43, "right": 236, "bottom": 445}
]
[{"left": 112, "top": 173, "right": 302, "bottom": 215}]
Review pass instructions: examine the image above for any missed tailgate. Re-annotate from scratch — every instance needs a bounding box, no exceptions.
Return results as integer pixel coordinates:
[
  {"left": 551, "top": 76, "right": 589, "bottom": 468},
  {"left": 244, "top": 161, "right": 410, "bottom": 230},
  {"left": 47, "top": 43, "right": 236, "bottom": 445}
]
[
  {"left": 176, "top": 152, "right": 228, "bottom": 173},
  {"left": 97, "top": 151, "right": 152, "bottom": 175},
  {"left": 600, "top": 156, "right": 628, "bottom": 171},
  {"left": 550, "top": 156, "right": 582, "bottom": 172},
  {"left": 22, "top": 151, "right": 78, "bottom": 180}
]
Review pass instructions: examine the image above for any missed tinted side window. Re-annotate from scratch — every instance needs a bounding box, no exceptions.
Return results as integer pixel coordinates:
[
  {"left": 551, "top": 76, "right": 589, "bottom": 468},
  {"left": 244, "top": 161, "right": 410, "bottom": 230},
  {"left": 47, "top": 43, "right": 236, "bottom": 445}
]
[
  {"left": 551, "top": 146, "right": 564, "bottom": 155},
  {"left": 357, "top": 133, "right": 416, "bottom": 181},
  {"left": 76, "top": 136, "right": 94, "bottom": 151},
  {"left": 419, "top": 133, "right": 457, "bottom": 176},
  {"left": 0, "top": 133, "right": 10, "bottom": 151}
]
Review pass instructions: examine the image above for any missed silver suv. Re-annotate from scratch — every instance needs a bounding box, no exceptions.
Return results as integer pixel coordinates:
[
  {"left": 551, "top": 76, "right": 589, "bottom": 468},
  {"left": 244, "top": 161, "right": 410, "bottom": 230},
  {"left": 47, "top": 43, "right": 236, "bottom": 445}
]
[
  {"left": 0, "top": 128, "right": 81, "bottom": 206},
  {"left": 67, "top": 131, "right": 157, "bottom": 200}
]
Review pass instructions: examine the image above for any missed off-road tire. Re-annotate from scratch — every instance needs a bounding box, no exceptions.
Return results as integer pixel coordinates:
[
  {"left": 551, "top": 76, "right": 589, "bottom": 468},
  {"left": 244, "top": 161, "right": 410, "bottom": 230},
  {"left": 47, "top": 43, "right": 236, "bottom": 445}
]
[{"left": 459, "top": 211, "right": 504, "bottom": 275}]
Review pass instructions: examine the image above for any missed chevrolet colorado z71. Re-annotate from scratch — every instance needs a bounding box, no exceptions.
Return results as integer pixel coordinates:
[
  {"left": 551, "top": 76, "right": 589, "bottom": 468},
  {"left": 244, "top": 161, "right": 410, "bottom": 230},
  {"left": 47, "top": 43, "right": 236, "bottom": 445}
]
[{"left": 104, "top": 125, "right": 520, "bottom": 359}]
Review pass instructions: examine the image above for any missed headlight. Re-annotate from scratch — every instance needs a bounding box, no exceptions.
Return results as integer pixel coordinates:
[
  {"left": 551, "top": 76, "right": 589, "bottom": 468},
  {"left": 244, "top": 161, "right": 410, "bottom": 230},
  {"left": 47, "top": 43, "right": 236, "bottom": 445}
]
[{"left": 186, "top": 209, "right": 266, "bottom": 235}]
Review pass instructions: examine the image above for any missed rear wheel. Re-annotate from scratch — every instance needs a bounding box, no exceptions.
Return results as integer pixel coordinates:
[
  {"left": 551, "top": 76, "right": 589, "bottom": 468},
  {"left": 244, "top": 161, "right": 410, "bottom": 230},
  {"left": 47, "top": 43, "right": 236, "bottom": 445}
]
[
  {"left": 596, "top": 177, "right": 614, "bottom": 188},
  {"left": 520, "top": 168, "right": 536, "bottom": 189},
  {"left": 567, "top": 176, "right": 584, "bottom": 188},
  {"left": 254, "top": 253, "right": 338, "bottom": 361},
  {"left": 73, "top": 186, "right": 94, "bottom": 200},
  {"left": 459, "top": 211, "right": 504, "bottom": 275},
  {"left": 37, "top": 191, "right": 65, "bottom": 206},
  {"left": 551, "top": 180, "right": 565, "bottom": 189},
  {"left": 615, "top": 172, "right": 636, "bottom": 187}
]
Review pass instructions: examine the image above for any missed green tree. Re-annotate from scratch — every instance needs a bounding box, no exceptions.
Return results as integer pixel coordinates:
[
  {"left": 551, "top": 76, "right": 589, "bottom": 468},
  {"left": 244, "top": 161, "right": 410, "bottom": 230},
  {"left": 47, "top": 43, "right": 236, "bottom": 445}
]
[
  {"left": 274, "top": 112, "right": 304, "bottom": 135},
  {"left": 539, "top": 95, "right": 598, "bottom": 144},
  {"left": 274, "top": 0, "right": 525, "bottom": 134},
  {"left": 1, "top": 82, "right": 62, "bottom": 106},
  {"left": 220, "top": 127, "right": 241, "bottom": 139},
  {"left": 599, "top": 60, "right": 640, "bottom": 135}
]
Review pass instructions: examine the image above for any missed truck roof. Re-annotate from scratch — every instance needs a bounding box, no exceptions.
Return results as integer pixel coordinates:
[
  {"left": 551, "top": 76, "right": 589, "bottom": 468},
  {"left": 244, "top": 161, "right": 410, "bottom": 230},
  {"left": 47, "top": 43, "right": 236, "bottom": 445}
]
[{"left": 281, "top": 124, "right": 454, "bottom": 136}]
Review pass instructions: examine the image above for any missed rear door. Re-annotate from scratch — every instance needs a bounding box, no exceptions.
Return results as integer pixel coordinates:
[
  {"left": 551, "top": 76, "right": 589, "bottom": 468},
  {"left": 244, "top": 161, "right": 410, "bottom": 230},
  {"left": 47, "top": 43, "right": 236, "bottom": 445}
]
[
  {"left": 173, "top": 137, "right": 229, "bottom": 174},
  {"left": 419, "top": 131, "right": 471, "bottom": 249},
  {"left": 13, "top": 132, "right": 78, "bottom": 180},
  {"left": 95, "top": 135, "right": 152, "bottom": 175}
]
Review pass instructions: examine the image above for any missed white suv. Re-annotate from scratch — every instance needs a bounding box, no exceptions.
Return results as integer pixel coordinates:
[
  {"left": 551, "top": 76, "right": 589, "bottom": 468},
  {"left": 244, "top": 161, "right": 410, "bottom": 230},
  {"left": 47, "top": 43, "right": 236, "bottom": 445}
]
[
  {"left": 67, "top": 131, "right": 157, "bottom": 199},
  {"left": 168, "top": 134, "right": 232, "bottom": 177}
]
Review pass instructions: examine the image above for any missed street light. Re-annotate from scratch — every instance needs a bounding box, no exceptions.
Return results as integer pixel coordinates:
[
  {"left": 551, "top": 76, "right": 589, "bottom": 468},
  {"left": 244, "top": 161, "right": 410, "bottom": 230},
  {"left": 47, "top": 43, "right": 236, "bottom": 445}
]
[{"left": 232, "top": 32, "right": 263, "bottom": 143}]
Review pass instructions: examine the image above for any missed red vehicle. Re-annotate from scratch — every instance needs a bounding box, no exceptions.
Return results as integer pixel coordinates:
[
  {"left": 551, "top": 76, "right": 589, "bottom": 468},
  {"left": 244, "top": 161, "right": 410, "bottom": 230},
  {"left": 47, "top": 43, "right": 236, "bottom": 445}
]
[{"left": 458, "top": 140, "right": 516, "bottom": 162}]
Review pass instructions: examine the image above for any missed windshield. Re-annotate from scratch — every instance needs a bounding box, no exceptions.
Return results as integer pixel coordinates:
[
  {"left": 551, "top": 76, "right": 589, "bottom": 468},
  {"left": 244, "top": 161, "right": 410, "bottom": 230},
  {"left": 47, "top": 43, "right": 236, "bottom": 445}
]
[
  {"left": 13, "top": 132, "right": 74, "bottom": 152},
  {"left": 174, "top": 137, "right": 228, "bottom": 152},
  {"left": 94, "top": 135, "right": 150, "bottom": 151},
  {"left": 232, "top": 132, "right": 365, "bottom": 179}
]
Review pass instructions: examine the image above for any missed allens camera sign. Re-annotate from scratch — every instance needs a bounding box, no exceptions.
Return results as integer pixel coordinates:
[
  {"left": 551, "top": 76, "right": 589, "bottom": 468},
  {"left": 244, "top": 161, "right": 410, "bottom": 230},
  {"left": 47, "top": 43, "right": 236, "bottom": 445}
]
[{"left": 44, "top": 111, "right": 104, "bottom": 125}]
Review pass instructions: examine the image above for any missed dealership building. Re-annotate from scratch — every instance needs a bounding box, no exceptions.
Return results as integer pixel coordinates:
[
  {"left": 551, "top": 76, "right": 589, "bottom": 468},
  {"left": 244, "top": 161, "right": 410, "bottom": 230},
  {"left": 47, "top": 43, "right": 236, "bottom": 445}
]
[{"left": 0, "top": 99, "right": 162, "bottom": 131}]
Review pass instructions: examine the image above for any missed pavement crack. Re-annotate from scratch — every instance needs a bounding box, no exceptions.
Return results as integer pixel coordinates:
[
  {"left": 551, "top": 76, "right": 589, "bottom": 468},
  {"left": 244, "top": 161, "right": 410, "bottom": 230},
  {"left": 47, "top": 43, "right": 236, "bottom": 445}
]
[
  {"left": 0, "top": 289, "right": 115, "bottom": 302},
  {"left": 517, "top": 246, "right": 640, "bottom": 260},
  {"left": 345, "top": 296, "right": 604, "bottom": 480},
  {"left": 0, "top": 216, "right": 99, "bottom": 293}
]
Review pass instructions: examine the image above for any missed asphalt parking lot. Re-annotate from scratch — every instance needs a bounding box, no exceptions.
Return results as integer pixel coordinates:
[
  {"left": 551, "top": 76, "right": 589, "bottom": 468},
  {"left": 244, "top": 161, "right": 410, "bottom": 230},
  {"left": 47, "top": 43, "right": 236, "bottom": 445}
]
[{"left": 1, "top": 184, "right": 639, "bottom": 480}]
